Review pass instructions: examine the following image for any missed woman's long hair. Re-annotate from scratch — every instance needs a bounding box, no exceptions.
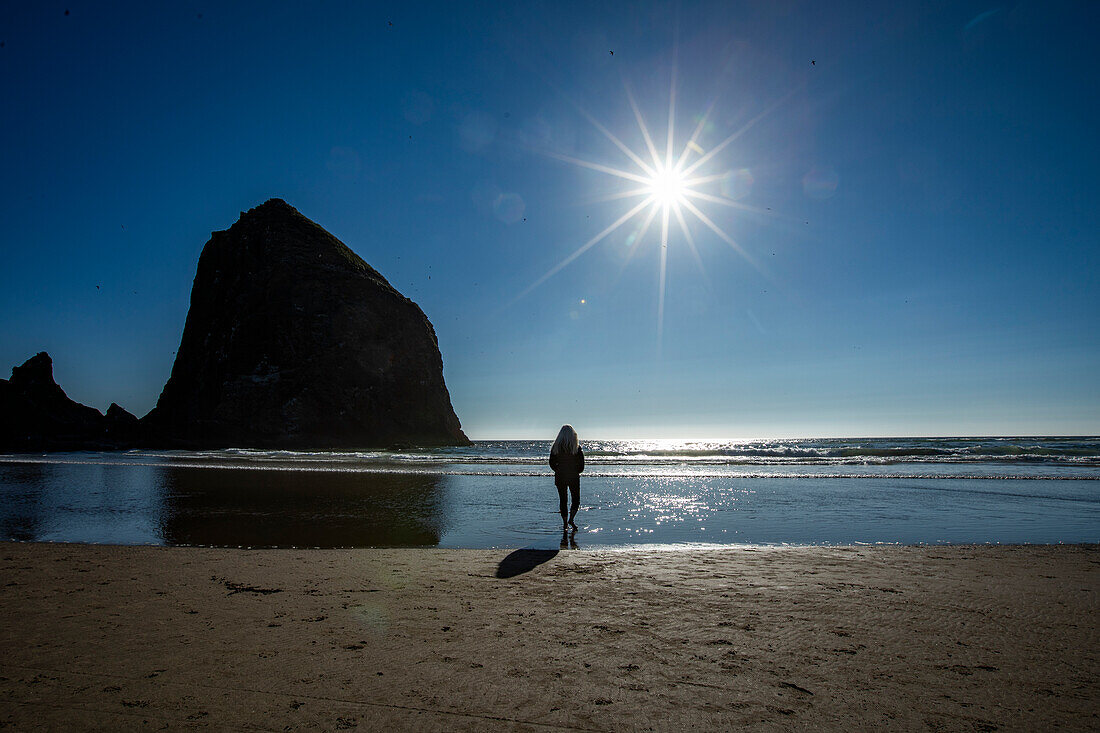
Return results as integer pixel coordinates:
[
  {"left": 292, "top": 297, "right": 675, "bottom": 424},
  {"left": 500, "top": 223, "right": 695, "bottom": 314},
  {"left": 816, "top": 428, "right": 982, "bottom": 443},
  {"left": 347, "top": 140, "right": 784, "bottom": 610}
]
[{"left": 551, "top": 424, "right": 580, "bottom": 455}]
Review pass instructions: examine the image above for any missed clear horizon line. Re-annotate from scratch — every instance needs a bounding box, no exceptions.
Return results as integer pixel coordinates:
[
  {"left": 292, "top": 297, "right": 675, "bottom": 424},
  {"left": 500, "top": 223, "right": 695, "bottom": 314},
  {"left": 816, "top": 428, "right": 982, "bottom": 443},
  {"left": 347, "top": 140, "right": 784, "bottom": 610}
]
[{"left": 464, "top": 433, "right": 1100, "bottom": 442}]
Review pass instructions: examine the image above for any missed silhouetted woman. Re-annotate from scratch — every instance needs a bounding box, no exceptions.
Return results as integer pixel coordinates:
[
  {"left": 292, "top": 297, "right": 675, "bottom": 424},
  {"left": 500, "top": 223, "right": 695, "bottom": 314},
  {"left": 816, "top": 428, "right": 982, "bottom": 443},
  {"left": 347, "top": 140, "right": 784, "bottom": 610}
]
[{"left": 549, "top": 424, "right": 584, "bottom": 529}]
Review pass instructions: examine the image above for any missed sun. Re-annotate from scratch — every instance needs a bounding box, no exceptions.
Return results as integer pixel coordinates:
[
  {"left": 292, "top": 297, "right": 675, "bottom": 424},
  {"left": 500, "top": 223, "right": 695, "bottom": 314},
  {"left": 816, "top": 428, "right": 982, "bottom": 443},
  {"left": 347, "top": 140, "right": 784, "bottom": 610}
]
[
  {"left": 516, "top": 74, "right": 779, "bottom": 348},
  {"left": 647, "top": 164, "right": 689, "bottom": 208}
]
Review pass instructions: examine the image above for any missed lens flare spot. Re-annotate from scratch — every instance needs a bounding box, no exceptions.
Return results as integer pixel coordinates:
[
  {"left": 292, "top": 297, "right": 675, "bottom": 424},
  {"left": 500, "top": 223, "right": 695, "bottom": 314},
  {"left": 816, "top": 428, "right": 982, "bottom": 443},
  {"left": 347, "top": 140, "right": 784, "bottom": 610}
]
[
  {"left": 493, "top": 192, "right": 525, "bottom": 223},
  {"left": 459, "top": 111, "right": 497, "bottom": 152},
  {"left": 720, "top": 168, "right": 753, "bottom": 200},
  {"left": 802, "top": 166, "right": 839, "bottom": 199},
  {"left": 326, "top": 146, "right": 362, "bottom": 181},
  {"left": 349, "top": 603, "right": 389, "bottom": 637}
]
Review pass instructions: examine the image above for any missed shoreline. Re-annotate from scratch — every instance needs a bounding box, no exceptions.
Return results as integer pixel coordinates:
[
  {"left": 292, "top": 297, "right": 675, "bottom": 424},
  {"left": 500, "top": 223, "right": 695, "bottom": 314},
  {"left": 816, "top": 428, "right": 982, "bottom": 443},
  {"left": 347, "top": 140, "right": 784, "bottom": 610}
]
[{"left": 1, "top": 542, "right": 1097, "bottom": 729}]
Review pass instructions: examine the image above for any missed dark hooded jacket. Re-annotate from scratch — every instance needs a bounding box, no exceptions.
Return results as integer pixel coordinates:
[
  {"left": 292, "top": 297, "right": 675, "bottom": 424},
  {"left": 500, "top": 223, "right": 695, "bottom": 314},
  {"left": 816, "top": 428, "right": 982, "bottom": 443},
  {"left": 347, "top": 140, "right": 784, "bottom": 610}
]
[{"left": 549, "top": 447, "right": 585, "bottom": 486}]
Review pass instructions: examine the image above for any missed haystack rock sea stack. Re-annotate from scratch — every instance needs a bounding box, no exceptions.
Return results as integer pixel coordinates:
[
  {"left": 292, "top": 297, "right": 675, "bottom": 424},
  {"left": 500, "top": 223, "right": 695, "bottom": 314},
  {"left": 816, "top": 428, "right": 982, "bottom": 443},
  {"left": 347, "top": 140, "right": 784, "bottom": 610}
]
[{"left": 143, "top": 199, "right": 468, "bottom": 448}]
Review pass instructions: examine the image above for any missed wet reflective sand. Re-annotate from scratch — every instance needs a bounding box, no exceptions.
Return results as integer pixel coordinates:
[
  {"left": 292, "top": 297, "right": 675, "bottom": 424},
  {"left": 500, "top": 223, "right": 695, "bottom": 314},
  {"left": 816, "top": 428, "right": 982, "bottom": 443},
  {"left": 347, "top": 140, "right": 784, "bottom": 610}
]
[{"left": 0, "top": 459, "right": 1095, "bottom": 547}]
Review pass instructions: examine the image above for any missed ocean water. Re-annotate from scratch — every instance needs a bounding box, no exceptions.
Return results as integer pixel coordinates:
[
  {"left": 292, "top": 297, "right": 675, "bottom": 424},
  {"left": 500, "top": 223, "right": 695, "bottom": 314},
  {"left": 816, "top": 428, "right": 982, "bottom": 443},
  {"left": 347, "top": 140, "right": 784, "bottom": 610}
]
[{"left": 0, "top": 437, "right": 1097, "bottom": 548}]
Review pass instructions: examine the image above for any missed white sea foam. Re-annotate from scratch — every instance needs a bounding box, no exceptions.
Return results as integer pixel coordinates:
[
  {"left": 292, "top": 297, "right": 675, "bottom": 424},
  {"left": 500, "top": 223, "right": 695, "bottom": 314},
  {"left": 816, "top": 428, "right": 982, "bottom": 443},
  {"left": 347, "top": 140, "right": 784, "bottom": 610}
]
[
  {"left": 3, "top": 438, "right": 1098, "bottom": 482},
  {"left": 0, "top": 455, "right": 1097, "bottom": 481}
]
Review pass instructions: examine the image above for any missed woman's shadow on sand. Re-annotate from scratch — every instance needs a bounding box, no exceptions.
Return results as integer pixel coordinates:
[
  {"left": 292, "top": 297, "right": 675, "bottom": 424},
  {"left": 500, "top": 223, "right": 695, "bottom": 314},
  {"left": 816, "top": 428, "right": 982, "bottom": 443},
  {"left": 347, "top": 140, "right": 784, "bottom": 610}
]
[
  {"left": 495, "top": 530, "right": 578, "bottom": 578},
  {"left": 495, "top": 549, "right": 558, "bottom": 578}
]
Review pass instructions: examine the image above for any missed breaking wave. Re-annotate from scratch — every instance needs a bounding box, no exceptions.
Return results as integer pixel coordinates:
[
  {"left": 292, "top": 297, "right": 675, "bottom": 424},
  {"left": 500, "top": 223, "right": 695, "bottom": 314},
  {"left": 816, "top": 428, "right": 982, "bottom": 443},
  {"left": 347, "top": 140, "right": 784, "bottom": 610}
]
[{"left": 1, "top": 436, "right": 1098, "bottom": 480}]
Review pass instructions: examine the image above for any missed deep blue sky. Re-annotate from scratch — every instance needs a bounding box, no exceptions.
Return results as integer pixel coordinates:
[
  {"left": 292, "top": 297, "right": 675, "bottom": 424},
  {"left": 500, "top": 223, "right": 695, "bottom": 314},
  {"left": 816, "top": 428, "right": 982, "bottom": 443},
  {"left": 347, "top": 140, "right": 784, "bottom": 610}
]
[{"left": 1, "top": 1, "right": 1097, "bottom": 439}]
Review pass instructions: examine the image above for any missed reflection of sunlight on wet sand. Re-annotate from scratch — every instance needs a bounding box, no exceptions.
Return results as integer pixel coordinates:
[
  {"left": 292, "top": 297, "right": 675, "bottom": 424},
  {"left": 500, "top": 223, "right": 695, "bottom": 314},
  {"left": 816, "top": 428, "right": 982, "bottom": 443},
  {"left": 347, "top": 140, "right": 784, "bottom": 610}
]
[{"left": 3, "top": 454, "right": 1097, "bottom": 548}]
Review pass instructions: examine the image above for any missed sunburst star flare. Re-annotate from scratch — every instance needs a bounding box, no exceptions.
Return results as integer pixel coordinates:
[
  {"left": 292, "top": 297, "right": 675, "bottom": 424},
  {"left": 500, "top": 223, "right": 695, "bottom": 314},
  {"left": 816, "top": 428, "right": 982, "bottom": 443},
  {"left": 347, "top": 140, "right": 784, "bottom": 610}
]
[{"left": 520, "top": 80, "right": 770, "bottom": 348}]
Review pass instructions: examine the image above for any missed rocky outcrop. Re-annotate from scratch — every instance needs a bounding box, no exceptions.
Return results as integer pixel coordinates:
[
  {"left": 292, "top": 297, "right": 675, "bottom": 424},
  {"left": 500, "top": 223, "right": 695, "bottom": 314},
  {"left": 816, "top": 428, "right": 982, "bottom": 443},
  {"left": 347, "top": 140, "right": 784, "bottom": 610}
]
[
  {"left": 0, "top": 352, "right": 120, "bottom": 450},
  {"left": 0, "top": 199, "right": 469, "bottom": 452},
  {"left": 104, "top": 403, "right": 140, "bottom": 444},
  {"left": 142, "top": 198, "right": 468, "bottom": 448}
]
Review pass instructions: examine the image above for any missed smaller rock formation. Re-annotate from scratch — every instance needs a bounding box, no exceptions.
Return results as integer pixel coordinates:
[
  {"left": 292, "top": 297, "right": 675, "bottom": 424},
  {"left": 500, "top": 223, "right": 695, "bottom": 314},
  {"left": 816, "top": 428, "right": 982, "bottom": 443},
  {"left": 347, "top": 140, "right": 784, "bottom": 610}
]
[
  {"left": 104, "top": 403, "right": 140, "bottom": 444},
  {"left": 0, "top": 352, "right": 131, "bottom": 451}
]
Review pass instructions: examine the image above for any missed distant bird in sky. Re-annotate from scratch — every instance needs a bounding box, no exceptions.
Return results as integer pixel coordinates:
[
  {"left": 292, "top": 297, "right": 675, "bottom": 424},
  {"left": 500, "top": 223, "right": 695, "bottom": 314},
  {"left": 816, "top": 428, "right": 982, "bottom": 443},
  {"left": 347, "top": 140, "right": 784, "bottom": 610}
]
[
  {"left": 609, "top": 50, "right": 614, "bottom": 55},
  {"left": 95, "top": 285, "right": 100, "bottom": 290},
  {"left": 811, "top": 59, "right": 815, "bottom": 65},
  {"left": 64, "top": 9, "right": 70, "bottom": 16}
]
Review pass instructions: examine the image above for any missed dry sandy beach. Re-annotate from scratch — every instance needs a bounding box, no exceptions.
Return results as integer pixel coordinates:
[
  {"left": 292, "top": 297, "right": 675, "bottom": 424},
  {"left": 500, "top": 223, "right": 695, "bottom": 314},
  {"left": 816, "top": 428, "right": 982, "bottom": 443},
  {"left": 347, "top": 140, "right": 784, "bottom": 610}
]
[{"left": 0, "top": 542, "right": 1096, "bottom": 731}]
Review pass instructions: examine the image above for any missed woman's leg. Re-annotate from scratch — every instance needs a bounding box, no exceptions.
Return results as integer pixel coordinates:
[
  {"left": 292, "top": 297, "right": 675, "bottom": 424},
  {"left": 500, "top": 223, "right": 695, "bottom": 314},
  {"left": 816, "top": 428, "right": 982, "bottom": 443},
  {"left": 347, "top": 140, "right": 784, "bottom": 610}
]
[
  {"left": 568, "top": 480, "right": 580, "bottom": 525},
  {"left": 557, "top": 484, "right": 569, "bottom": 523}
]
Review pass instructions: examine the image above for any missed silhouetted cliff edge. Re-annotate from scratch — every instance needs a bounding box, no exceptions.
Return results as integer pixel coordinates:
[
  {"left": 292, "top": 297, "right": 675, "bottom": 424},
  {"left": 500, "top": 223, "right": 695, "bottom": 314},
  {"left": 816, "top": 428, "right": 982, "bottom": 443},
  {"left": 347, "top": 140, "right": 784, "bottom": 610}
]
[{"left": 1, "top": 199, "right": 469, "bottom": 450}]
